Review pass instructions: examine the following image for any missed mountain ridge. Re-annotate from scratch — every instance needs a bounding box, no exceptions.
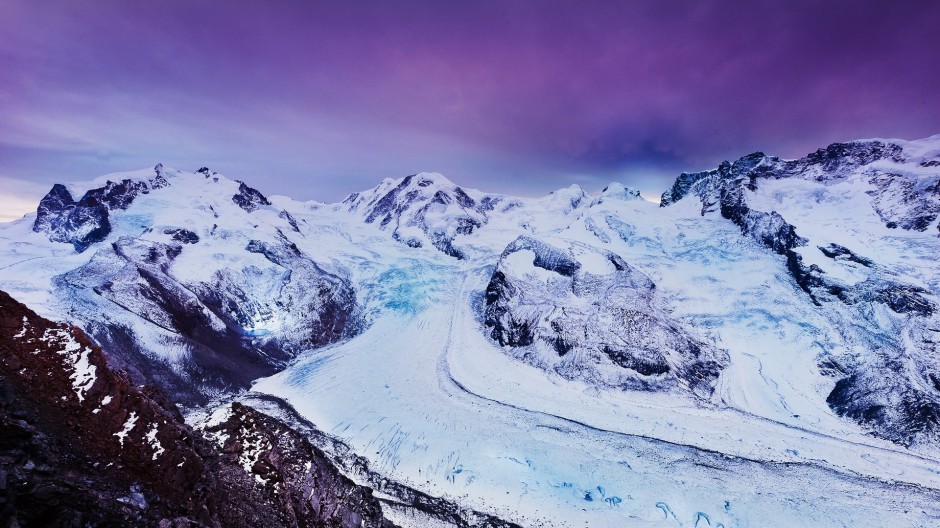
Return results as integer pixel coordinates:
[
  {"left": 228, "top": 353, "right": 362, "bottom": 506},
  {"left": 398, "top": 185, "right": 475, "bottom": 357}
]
[{"left": 2, "top": 133, "right": 940, "bottom": 527}]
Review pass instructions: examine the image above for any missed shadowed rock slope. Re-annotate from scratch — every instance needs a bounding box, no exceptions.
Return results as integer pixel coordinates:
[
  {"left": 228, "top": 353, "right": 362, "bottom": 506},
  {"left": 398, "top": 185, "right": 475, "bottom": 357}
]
[{"left": 0, "top": 289, "right": 395, "bottom": 528}]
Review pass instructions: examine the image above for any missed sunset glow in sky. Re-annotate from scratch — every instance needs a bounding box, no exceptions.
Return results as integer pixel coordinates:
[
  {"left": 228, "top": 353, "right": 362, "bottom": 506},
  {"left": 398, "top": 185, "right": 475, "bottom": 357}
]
[{"left": 1, "top": 0, "right": 938, "bottom": 220}]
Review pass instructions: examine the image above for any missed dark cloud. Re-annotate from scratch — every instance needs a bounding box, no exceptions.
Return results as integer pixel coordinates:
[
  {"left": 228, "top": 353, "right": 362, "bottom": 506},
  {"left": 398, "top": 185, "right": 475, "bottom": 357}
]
[{"left": 1, "top": 0, "right": 937, "bottom": 207}]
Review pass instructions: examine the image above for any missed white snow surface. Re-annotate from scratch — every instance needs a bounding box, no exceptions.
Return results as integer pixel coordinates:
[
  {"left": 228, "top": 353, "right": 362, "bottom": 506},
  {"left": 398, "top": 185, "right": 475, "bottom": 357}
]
[
  {"left": 146, "top": 423, "right": 165, "bottom": 460},
  {"left": 114, "top": 411, "right": 139, "bottom": 448}
]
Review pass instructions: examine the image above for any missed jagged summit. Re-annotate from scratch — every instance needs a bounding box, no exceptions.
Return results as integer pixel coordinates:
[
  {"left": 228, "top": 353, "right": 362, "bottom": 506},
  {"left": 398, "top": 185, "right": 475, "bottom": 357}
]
[
  {"left": 661, "top": 136, "right": 940, "bottom": 207},
  {"left": 28, "top": 165, "right": 283, "bottom": 252},
  {"left": 343, "top": 172, "right": 474, "bottom": 221},
  {"left": 342, "top": 172, "right": 493, "bottom": 258},
  {"left": 33, "top": 164, "right": 173, "bottom": 252}
]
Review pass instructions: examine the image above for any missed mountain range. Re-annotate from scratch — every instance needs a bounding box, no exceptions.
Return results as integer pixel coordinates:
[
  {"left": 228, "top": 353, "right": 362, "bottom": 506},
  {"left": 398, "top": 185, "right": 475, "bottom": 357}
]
[{"left": 2, "top": 135, "right": 940, "bottom": 527}]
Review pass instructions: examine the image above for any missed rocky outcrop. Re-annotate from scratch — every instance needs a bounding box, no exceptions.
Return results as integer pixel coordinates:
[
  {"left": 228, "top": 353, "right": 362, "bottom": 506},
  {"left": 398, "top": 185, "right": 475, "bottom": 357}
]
[
  {"left": 32, "top": 164, "right": 169, "bottom": 252},
  {"left": 203, "top": 402, "right": 394, "bottom": 527},
  {"left": 484, "top": 236, "right": 727, "bottom": 397},
  {"left": 164, "top": 228, "right": 200, "bottom": 244},
  {"left": 0, "top": 290, "right": 395, "bottom": 527},
  {"left": 232, "top": 181, "right": 272, "bottom": 213}
]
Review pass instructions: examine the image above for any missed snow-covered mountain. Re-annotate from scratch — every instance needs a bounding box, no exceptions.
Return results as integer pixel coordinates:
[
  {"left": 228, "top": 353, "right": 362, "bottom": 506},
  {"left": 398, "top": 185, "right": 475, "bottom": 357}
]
[
  {"left": 341, "top": 171, "right": 589, "bottom": 259},
  {"left": 2, "top": 134, "right": 940, "bottom": 527},
  {"left": 12, "top": 165, "right": 361, "bottom": 403},
  {"left": 659, "top": 138, "right": 940, "bottom": 446}
]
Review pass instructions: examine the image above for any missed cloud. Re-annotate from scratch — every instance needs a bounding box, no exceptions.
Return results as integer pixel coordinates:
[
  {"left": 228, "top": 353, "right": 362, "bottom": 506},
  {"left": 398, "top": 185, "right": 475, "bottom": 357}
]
[
  {"left": 0, "top": 176, "right": 49, "bottom": 223},
  {"left": 0, "top": 0, "right": 937, "bottom": 200}
]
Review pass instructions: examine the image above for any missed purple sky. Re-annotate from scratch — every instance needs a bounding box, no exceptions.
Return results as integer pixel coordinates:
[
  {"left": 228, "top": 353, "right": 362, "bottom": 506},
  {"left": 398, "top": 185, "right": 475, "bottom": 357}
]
[{"left": 1, "top": 0, "right": 938, "bottom": 219}]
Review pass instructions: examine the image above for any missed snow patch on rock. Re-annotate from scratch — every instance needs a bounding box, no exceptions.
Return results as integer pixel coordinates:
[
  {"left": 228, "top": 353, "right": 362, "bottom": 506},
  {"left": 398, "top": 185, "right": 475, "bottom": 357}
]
[{"left": 114, "top": 411, "right": 139, "bottom": 448}]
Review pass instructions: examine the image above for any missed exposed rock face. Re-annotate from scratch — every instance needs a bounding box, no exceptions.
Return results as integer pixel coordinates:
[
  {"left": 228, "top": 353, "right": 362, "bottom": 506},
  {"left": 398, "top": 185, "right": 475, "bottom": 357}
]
[
  {"left": 343, "top": 173, "right": 491, "bottom": 258},
  {"left": 0, "top": 290, "right": 395, "bottom": 528},
  {"left": 661, "top": 140, "right": 939, "bottom": 236},
  {"left": 32, "top": 183, "right": 76, "bottom": 233},
  {"left": 232, "top": 181, "right": 272, "bottom": 213},
  {"left": 867, "top": 170, "right": 940, "bottom": 231},
  {"left": 32, "top": 182, "right": 112, "bottom": 253},
  {"left": 196, "top": 237, "right": 360, "bottom": 351},
  {"left": 32, "top": 165, "right": 169, "bottom": 252},
  {"left": 164, "top": 228, "right": 200, "bottom": 244},
  {"left": 484, "top": 236, "right": 727, "bottom": 397},
  {"left": 203, "top": 402, "right": 393, "bottom": 528},
  {"left": 659, "top": 139, "right": 940, "bottom": 447}
]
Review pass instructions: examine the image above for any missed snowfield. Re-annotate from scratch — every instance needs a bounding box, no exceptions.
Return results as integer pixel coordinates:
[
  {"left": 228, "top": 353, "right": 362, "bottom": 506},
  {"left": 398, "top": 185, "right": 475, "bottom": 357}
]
[{"left": 3, "top": 135, "right": 940, "bottom": 527}]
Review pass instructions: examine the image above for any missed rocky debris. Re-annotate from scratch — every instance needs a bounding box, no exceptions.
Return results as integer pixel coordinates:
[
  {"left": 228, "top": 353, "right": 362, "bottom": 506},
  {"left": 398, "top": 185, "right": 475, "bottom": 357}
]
[
  {"left": 0, "top": 290, "right": 396, "bottom": 528},
  {"left": 32, "top": 164, "right": 168, "bottom": 252},
  {"left": 203, "top": 402, "right": 394, "bottom": 528},
  {"left": 232, "top": 181, "right": 271, "bottom": 213},
  {"left": 484, "top": 236, "right": 726, "bottom": 397}
]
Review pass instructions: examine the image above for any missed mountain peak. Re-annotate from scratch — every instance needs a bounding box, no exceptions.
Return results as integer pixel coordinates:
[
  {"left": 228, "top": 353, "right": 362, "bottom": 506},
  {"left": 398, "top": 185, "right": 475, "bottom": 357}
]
[
  {"left": 408, "top": 171, "right": 457, "bottom": 188},
  {"left": 591, "top": 182, "right": 642, "bottom": 206}
]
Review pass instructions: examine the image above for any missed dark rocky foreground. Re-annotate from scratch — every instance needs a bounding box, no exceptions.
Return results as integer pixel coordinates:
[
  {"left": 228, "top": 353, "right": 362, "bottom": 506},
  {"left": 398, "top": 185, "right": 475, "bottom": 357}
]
[
  {"left": 0, "top": 289, "right": 524, "bottom": 528},
  {"left": 0, "top": 289, "right": 396, "bottom": 528}
]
